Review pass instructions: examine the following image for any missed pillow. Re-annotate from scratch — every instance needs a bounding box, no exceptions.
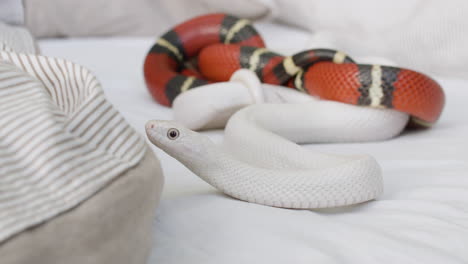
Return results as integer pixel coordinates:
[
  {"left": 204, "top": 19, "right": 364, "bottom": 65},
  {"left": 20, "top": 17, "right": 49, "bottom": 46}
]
[
  {"left": 267, "top": 0, "right": 468, "bottom": 78},
  {"left": 166, "top": 0, "right": 465, "bottom": 78},
  {"left": 0, "top": 0, "right": 24, "bottom": 25},
  {"left": 24, "top": 0, "right": 168, "bottom": 37},
  {"left": 24, "top": 0, "right": 467, "bottom": 78},
  {"left": 23, "top": 0, "right": 270, "bottom": 38},
  {"left": 0, "top": 151, "right": 163, "bottom": 264},
  {"left": 0, "top": 22, "right": 37, "bottom": 53},
  {"left": 0, "top": 32, "right": 164, "bottom": 263},
  {"left": 152, "top": 0, "right": 467, "bottom": 78}
]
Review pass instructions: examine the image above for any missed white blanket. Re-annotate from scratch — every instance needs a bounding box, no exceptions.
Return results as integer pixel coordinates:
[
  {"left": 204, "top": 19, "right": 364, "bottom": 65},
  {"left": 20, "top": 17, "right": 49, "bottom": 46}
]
[{"left": 38, "top": 23, "right": 468, "bottom": 264}]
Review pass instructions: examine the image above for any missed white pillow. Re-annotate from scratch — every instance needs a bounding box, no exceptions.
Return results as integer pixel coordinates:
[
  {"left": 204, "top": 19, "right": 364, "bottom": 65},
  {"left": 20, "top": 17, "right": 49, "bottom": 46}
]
[
  {"left": 24, "top": 0, "right": 169, "bottom": 37},
  {"left": 0, "top": 22, "right": 37, "bottom": 53},
  {"left": 152, "top": 0, "right": 468, "bottom": 78},
  {"left": 22, "top": 0, "right": 467, "bottom": 78},
  {"left": 23, "top": 0, "right": 270, "bottom": 38},
  {"left": 267, "top": 0, "right": 468, "bottom": 78},
  {"left": 0, "top": 0, "right": 24, "bottom": 25}
]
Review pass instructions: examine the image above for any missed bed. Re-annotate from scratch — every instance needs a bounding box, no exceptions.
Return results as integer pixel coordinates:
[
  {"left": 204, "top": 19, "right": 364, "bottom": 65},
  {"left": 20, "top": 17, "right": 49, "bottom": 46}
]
[{"left": 39, "top": 22, "right": 468, "bottom": 264}]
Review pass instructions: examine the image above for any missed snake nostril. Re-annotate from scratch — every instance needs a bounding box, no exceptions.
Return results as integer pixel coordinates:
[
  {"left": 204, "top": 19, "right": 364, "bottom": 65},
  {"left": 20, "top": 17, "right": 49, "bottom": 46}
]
[{"left": 146, "top": 122, "right": 156, "bottom": 131}]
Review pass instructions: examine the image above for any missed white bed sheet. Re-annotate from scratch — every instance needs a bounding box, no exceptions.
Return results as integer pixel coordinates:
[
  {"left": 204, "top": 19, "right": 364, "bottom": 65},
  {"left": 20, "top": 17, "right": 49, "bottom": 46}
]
[{"left": 39, "top": 22, "right": 468, "bottom": 264}]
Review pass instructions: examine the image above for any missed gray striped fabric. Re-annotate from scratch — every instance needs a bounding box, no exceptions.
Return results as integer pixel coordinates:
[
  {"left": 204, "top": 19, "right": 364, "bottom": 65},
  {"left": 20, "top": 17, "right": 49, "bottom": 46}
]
[
  {"left": 0, "top": 43, "right": 13, "bottom": 52},
  {"left": 0, "top": 48, "right": 146, "bottom": 242}
]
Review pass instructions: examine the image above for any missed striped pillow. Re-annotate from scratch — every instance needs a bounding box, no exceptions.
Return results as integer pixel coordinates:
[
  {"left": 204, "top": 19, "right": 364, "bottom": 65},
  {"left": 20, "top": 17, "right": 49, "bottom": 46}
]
[{"left": 0, "top": 50, "right": 147, "bottom": 242}]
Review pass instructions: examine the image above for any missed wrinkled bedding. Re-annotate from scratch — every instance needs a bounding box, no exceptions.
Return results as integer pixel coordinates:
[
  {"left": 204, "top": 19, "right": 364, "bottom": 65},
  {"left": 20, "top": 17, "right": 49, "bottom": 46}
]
[{"left": 39, "top": 22, "right": 468, "bottom": 264}]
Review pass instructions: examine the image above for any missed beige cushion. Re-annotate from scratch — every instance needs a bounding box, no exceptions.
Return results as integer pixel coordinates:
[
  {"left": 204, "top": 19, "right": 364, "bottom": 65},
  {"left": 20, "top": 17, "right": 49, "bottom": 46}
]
[
  {"left": 24, "top": 0, "right": 167, "bottom": 37},
  {"left": 22, "top": 0, "right": 269, "bottom": 38},
  {"left": 0, "top": 150, "right": 163, "bottom": 264}
]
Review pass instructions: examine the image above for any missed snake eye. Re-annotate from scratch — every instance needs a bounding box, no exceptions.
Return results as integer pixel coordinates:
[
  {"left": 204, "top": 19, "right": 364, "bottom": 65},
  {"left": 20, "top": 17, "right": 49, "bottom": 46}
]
[{"left": 167, "top": 128, "right": 180, "bottom": 140}]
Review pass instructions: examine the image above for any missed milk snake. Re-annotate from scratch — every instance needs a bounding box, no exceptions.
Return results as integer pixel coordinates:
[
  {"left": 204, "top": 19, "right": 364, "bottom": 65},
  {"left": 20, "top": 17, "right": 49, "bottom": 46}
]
[{"left": 143, "top": 13, "right": 445, "bottom": 126}]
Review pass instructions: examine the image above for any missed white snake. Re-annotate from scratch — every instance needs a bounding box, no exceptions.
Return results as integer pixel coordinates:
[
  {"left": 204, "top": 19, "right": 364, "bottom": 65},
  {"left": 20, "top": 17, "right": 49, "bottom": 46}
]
[{"left": 145, "top": 70, "right": 409, "bottom": 209}]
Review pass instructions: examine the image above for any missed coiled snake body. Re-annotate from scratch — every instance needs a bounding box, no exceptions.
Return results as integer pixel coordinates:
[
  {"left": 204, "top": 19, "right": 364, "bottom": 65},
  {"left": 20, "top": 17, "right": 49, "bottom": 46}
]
[{"left": 144, "top": 13, "right": 445, "bottom": 208}]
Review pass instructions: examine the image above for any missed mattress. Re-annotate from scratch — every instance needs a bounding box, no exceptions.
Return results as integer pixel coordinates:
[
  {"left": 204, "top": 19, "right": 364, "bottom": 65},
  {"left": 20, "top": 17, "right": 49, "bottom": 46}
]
[{"left": 39, "top": 22, "right": 468, "bottom": 264}]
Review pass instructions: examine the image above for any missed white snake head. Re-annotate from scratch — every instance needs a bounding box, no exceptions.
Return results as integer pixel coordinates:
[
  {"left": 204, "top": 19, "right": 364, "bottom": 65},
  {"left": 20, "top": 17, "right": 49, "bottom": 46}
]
[{"left": 145, "top": 120, "right": 217, "bottom": 166}]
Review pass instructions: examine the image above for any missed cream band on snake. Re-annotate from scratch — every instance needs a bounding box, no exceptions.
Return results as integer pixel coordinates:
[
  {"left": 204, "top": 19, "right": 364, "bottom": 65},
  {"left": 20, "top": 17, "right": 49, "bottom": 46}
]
[
  {"left": 369, "top": 65, "right": 385, "bottom": 107},
  {"left": 333, "top": 51, "right": 348, "bottom": 64},
  {"left": 283, "top": 56, "right": 302, "bottom": 76},
  {"left": 248, "top": 48, "right": 269, "bottom": 71},
  {"left": 294, "top": 70, "right": 306, "bottom": 92},
  {"left": 157, "top": 38, "right": 183, "bottom": 61},
  {"left": 180, "top": 76, "right": 196, "bottom": 92},
  {"left": 224, "top": 19, "right": 250, "bottom": 44}
]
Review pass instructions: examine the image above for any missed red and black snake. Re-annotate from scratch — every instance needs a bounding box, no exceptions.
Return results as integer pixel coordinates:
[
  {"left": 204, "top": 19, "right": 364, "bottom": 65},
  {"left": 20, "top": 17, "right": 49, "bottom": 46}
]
[{"left": 144, "top": 13, "right": 445, "bottom": 126}]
